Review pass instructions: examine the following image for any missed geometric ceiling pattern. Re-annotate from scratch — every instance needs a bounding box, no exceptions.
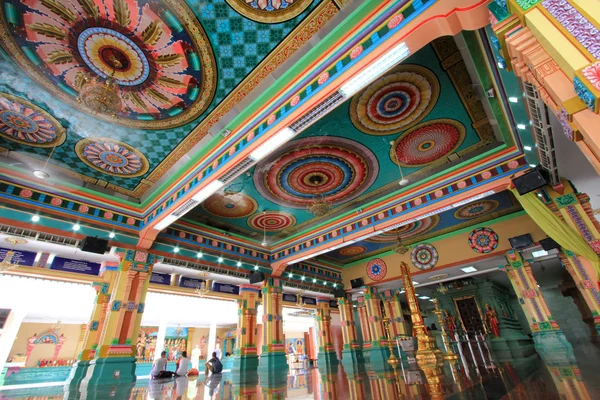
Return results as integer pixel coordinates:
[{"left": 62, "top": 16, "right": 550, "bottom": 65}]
[
  {"left": 184, "top": 36, "right": 501, "bottom": 241},
  {"left": 0, "top": 0, "right": 336, "bottom": 197},
  {"left": 320, "top": 190, "right": 522, "bottom": 265}
]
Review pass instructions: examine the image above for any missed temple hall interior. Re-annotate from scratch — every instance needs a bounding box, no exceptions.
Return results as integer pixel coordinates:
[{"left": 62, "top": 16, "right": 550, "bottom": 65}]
[{"left": 1, "top": 0, "right": 600, "bottom": 398}]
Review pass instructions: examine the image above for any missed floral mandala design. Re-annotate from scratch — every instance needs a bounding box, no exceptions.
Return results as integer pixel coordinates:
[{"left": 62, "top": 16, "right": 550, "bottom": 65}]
[
  {"left": 468, "top": 227, "right": 499, "bottom": 254},
  {"left": 410, "top": 243, "right": 438, "bottom": 270},
  {"left": 224, "top": 0, "right": 313, "bottom": 24},
  {"left": 582, "top": 62, "right": 600, "bottom": 91},
  {"left": 76, "top": 138, "right": 149, "bottom": 177},
  {"left": 454, "top": 200, "right": 500, "bottom": 220},
  {"left": 366, "top": 258, "right": 387, "bottom": 281},
  {"left": 350, "top": 65, "right": 440, "bottom": 135},
  {"left": 0, "top": 0, "right": 216, "bottom": 128},
  {"left": 0, "top": 93, "right": 65, "bottom": 147},
  {"left": 202, "top": 192, "right": 258, "bottom": 218}
]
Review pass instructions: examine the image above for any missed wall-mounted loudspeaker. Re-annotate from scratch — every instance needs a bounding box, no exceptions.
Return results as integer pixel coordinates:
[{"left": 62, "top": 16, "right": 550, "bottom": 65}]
[
  {"left": 512, "top": 168, "right": 548, "bottom": 195},
  {"left": 249, "top": 271, "right": 265, "bottom": 284},
  {"left": 333, "top": 289, "right": 346, "bottom": 298},
  {"left": 78, "top": 236, "right": 109, "bottom": 254},
  {"left": 540, "top": 237, "right": 560, "bottom": 251},
  {"left": 350, "top": 278, "right": 364, "bottom": 289}
]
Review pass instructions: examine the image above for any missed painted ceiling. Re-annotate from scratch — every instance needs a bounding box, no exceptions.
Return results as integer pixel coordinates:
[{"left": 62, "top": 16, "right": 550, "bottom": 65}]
[
  {"left": 0, "top": 0, "right": 338, "bottom": 198},
  {"left": 183, "top": 35, "right": 503, "bottom": 241},
  {"left": 320, "top": 190, "right": 522, "bottom": 265}
]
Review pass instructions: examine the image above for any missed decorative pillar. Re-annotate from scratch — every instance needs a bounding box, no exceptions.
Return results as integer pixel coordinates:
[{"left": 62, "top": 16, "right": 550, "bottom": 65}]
[
  {"left": 337, "top": 293, "right": 364, "bottom": 367},
  {"left": 362, "top": 287, "right": 391, "bottom": 368},
  {"left": 356, "top": 298, "right": 372, "bottom": 356},
  {"left": 380, "top": 289, "right": 409, "bottom": 339},
  {"left": 170, "top": 274, "right": 180, "bottom": 287},
  {"left": 154, "top": 319, "right": 167, "bottom": 361},
  {"left": 399, "top": 261, "right": 443, "bottom": 400},
  {"left": 207, "top": 322, "right": 217, "bottom": 359},
  {"left": 186, "top": 327, "right": 195, "bottom": 355},
  {"left": 79, "top": 249, "right": 160, "bottom": 386},
  {"left": 233, "top": 284, "right": 260, "bottom": 374},
  {"left": 75, "top": 324, "right": 87, "bottom": 359},
  {"left": 503, "top": 251, "right": 574, "bottom": 358},
  {"left": 315, "top": 297, "right": 337, "bottom": 366},
  {"left": 257, "top": 277, "right": 287, "bottom": 376}
]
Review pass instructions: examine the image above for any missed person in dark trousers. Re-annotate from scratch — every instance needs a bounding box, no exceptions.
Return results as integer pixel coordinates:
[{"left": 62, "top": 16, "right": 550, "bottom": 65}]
[
  {"left": 151, "top": 351, "right": 173, "bottom": 379},
  {"left": 204, "top": 351, "right": 223, "bottom": 376}
]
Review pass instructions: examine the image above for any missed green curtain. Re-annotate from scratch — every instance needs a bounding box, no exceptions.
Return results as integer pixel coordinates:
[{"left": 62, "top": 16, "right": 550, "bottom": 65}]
[{"left": 510, "top": 188, "right": 600, "bottom": 280}]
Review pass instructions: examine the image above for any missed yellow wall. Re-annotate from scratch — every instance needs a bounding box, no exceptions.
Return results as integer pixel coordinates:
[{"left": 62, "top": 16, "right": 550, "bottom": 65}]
[
  {"left": 9, "top": 322, "right": 82, "bottom": 368},
  {"left": 342, "top": 213, "right": 546, "bottom": 287}
]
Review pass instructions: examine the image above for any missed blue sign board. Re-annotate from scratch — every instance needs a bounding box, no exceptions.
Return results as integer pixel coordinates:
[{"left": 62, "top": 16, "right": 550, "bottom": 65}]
[
  {"left": 179, "top": 277, "right": 204, "bottom": 289},
  {"left": 283, "top": 294, "right": 297, "bottom": 303},
  {"left": 50, "top": 257, "right": 101, "bottom": 276},
  {"left": 0, "top": 247, "right": 37, "bottom": 266},
  {"left": 212, "top": 282, "right": 240, "bottom": 295},
  {"left": 150, "top": 272, "right": 171, "bottom": 286},
  {"left": 302, "top": 297, "right": 316, "bottom": 305}
]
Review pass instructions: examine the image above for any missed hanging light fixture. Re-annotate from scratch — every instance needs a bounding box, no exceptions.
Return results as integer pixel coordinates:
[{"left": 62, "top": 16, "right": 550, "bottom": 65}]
[
  {"left": 306, "top": 158, "right": 331, "bottom": 217},
  {"left": 195, "top": 273, "right": 211, "bottom": 297},
  {"left": 0, "top": 237, "right": 28, "bottom": 273},
  {"left": 33, "top": 145, "right": 58, "bottom": 179},
  {"left": 392, "top": 230, "right": 409, "bottom": 255},
  {"left": 391, "top": 140, "right": 409, "bottom": 186},
  {"left": 77, "top": 60, "right": 122, "bottom": 117}
]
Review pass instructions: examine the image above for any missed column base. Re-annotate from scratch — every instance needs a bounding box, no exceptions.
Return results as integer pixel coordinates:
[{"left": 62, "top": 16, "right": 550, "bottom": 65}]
[
  {"left": 341, "top": 348, "right": 365, "bottom": 371},
  {"left": 258, "top": 352, "right": 289, "bottom": 378},
  {"left": 317, "top": 350, "right": 338, "bottom": 366},
  {"left": 232, "top": 354, "right": 259, "bottom": 377},
  {"left": 532, "top": 330, "right": 576, "bottom": 366},
  {"left": 64, "top": 360, "right": 91, "bottom": 394},
  {"left": 82, "top": 357, "right": 137, "bottom": 386},
  {"left": 365, "top": 346, "right": 395, "bottom": 372}
]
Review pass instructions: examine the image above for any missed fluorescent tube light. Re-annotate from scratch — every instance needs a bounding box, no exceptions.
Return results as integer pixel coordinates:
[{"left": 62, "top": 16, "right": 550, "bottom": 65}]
[
  {"left": 339, "top": 42, "right": 410, "bottom": 98},
  {"left": 517, "top": 124, "right": 526, "bottom": 130},
  {"left": 532, "top": 250, "right": 548, "bottom": 258},
  {"left": 192, "top": 179, "right": 225, "bottom": 202},
  {"left": 508, "top": 97, "right": 518, "bottom": 103},
  {"left": 524, "top": 146, "right": 532, "bottom": 151},
  {"left": 154, "top": 215, "right": 178, "bottom": 230},
  {"left": 249, "top": 127, "right": 295, "bottom": 161},
  {"left": 419, "top": 296, "right": 430, "bottom": 300},
  {"left": 461, "top": 266, "right": 477, "bottom": 273}
]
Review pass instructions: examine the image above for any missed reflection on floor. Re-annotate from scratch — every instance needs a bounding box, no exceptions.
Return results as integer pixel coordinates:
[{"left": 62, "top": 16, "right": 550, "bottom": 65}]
[{"left": 0, "top": 349, "right": 598, "bottom": 399}]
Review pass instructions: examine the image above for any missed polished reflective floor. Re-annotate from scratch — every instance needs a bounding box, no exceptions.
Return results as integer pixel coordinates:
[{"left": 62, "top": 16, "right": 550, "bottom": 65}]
[{"left": 0, "top": 354, "right": 598, "bottom": 399}]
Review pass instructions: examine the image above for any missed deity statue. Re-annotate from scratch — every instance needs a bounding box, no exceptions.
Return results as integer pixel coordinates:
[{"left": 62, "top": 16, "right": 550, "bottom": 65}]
[
  {"left": 200, "top": 336, "right": 206, "bottom": 358},
  {"left": 485, "top": 303, "right": 500, "bottom": 337},
  {"left": 443, "top": 310, "right": 456, "bottom": 332}
]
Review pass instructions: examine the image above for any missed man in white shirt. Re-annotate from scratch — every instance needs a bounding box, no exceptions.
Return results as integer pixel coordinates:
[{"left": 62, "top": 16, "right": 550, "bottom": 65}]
[
  {"left": 176, "top": 351, "right": 190, "bottom": 377},
  {"left": 151, "top": 351, "right": 168, "bottom": 379}
]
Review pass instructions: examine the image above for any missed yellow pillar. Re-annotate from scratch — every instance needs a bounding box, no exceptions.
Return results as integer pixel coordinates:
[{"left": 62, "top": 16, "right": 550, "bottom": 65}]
[
  {"left": 233, "top": 284, "right": 261, "bottom": 373},
  {"left": 316, "top": 298, "right": 337, "bottom": 365},
  {"left": 380, "top": 289, "right": 409, "bottom": 339},
  {"left": 257, "top": 277, "right": 287, "bottom": 375}
]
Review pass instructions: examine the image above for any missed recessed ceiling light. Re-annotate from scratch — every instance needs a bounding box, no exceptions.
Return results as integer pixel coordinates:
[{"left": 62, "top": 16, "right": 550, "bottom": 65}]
[
  {"left": 217, "top": 257, "right": 224, "bottom": 263},
  {"left": 497, "top": 62, "right": 504, "bottom": 69},
  {"left": 261, "top": 241, "right": 268, "bottom": 247},
  {"left": 517, "top": 124, "right": 526, "bottom": 130},
  {"left": 419, "top": 296, "right": 430, "bottom": 300},
  {"left": 236, "top": 261, "right": 242, "bottom": 267},
  {"left": 399, "top": 290, "right": 405, "bottom": 294},
  {"left": 254, "top": 265, "right": 259, "bottom": 270},
  {"left": 197, "top": 252, "right": 203, "bottom": 258},
  {"left": 399, "top": 178, "right": 410, "bottom": 186},
  {"left": 323, "top": 282, "right": 327, "bottom": 286},
  {"left": 523, "top": 146, "right": 532, "bottom": 151},
  {"left": 288, "top": 273, "right": 293, "bottom": 278},
  {"left": 173, "top": 246, "right": 179, "bottom": 253},
  {"left": 529, "top": 164, "right": 537, "bottom": 168},
  {"left": 508, "top": 97, "right": 518, "bottom": 103},
  {"left": 301, "top": 276, "right": 305, "bottom": 281},
  {"left": 537, "top": 193, "right": 543, "bottom": 197},
  {"left": 73, "top": 223, "right": 80, "bottom": 231},
  {"left": 413, "top": 281, "right": 419, "bottom": 285},
  {"left": 359, "top": 291, "right": 364, "bottom": 294},
  {"left": 461, "top": 266, "right": 477, "bottom": 273},
  {"left": 31, "top": 215, "right": 40, "bottom": 222},
  {"left": 313, "top": 278, "right": 317, "bottom": 283},
  {"left": 108, "top": 232, "right": 115, "bottom": 238}
]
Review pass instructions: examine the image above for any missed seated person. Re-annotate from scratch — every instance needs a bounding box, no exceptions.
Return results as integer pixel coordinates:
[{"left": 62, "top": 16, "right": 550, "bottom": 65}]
[
  {"left": 204, "top": 352, "right": 223, "bottom": 376},
  {"left": 175, "top": 351, "right": 190, "bottom": 377},
  {"left": 151, "top": 351, "right": 173, "bottom": 379}
]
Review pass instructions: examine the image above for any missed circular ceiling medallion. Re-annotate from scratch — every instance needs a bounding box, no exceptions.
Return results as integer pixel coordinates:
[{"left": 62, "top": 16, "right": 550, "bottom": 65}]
[
  {"left": 468, "top": 227, "right": 499, "bottom": 254},
  {"left": 253, "top": 137, "right": 378, "bottom": 209},
  {"left": 391, "top": 119, "right": 466, "bottom": 167},
  {"left": 350, "top": 65, "right": 439, "bottom": 135},
  {"left": 366, "top": 215, "right": 440, "bottom": 243},
  {"left": 0, "top": 93, "right": 65, "bottom": 147},
  {"left": 338, "top": 246, "right": 366, "bottom": 257},
  {"left": 75, "top": 138, "right": 149, "bottom": 177},
  {"left": 224, "top": 0, "right": 313, "bottom": 24},
  {"left": 454, "top": 200, "right": 500, "bottom": 220},
  {"left": 0, "top": 0, "right": 216, "bottom": 129},
  {"left": 248, "top": 211, "right": 296, "bottom": 232},
  {"left": 410, "top": 243, "right": 439, "bottom": 271},
  {"left": 366, "top": 258, "right": 387, "bottom": 281},
  {"left": 202, "top": 193, "right": 257, "bottom": 219}
]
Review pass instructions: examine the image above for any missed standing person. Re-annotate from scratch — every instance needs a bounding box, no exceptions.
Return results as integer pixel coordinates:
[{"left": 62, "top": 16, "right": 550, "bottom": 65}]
[
  {"left": 175, "top": 351, "right": 190, "bottom": 377},
  {"left": 151, "top": 351, "right": 171, "bottom": 379},
  {"left": 204, "top": 352, "right": 223, "bottom": 376}
]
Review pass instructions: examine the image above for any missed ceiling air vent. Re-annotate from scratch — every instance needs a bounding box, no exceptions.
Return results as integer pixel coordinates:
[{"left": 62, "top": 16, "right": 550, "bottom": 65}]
[
  {"left": 523, "top": 82, "right": 560, "bottom": 186},
  {"left": 171, "top": 199, "right": 200, "bottom": 218},
  {"left": 0, "top": 225, "right": 80, "bottom": 246},
  {"left": 220, "top": 156, "right": 254, "bottom": 184},
  {"left": 161, "top": 257, "right": 248, "bottom": 279},
  {"left": 289, "top": 91, "right": 345, "bottom": 133}
]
